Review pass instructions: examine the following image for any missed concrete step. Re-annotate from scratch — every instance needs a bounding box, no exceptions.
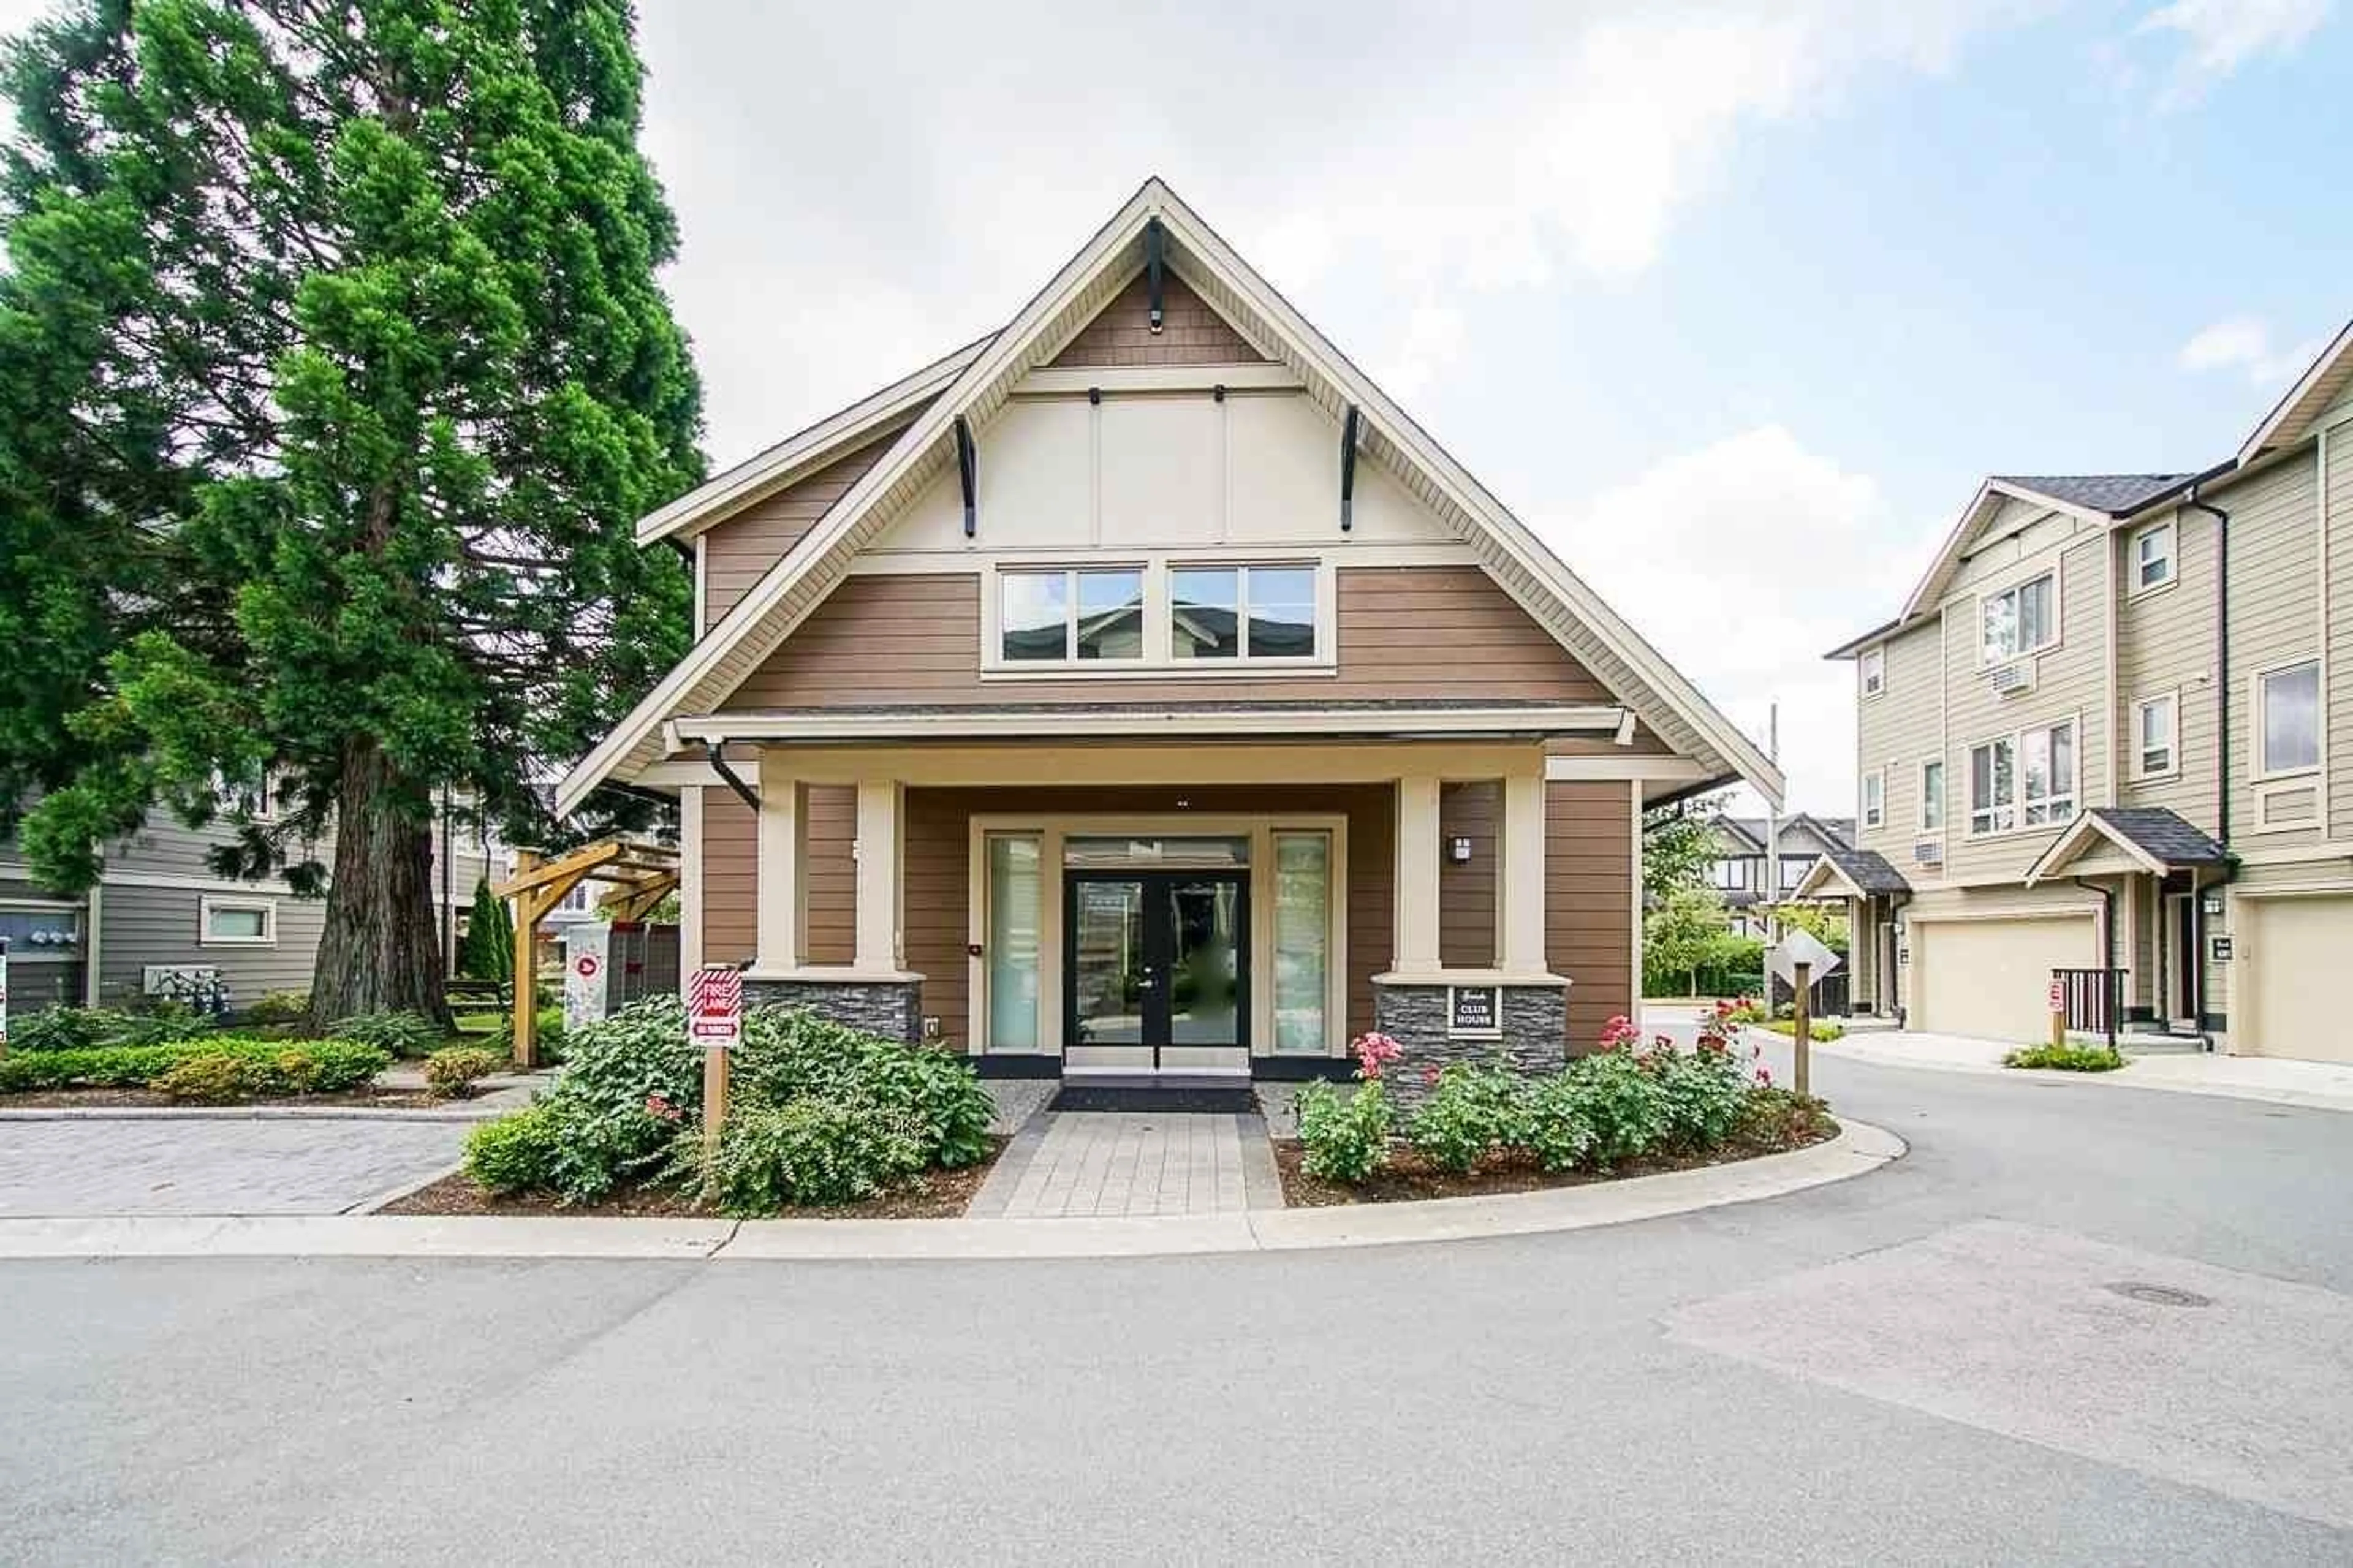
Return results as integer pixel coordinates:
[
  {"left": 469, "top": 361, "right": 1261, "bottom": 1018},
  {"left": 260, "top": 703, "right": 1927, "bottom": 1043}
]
[{"left": 2118, "top": 1034, "right": 2209, "bottom": 1056}]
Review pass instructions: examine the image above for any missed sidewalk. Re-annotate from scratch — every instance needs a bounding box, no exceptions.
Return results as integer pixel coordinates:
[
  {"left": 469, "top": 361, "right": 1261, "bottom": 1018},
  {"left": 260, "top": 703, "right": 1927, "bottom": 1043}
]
[{"left": 1808, "top": 1028, "right": 2353, "bottom": 1113}]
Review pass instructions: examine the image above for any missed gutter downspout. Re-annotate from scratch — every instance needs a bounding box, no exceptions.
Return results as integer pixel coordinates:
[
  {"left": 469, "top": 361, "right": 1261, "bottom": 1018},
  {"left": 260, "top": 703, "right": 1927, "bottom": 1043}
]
[
  {"left": 2072, "top": 875, "right": 2120, "bottom": 1052},
  {"left": 2184, "top": 485, "right": 2234, "bottom": 1051},
  {"left": 701, "top": 739, "right": 761, "bottom": 814}
]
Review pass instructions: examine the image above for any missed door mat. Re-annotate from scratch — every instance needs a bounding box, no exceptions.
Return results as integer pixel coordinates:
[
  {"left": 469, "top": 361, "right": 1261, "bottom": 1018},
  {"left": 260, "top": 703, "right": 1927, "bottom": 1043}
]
[{"left": 1047, "top": 1085, "right": 1259, "bottom": 1115}]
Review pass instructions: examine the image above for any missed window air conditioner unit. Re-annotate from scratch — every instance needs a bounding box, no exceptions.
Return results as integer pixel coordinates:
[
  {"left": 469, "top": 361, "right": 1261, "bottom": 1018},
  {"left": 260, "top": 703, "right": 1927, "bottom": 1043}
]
[
  {"left": 1913, "top": 839, "right": 1944, "bottom": 866},
  {"left": 1987, "top": 661, "right": 2035, "bottom": 697}
]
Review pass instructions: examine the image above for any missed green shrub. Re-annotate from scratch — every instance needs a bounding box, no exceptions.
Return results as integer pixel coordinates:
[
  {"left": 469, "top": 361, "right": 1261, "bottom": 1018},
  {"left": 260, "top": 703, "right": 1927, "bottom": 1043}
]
[
  {"left": 0, "top": 1036, "right": 387, "bottom": 1096},
  {"left": 153, "top": 1052, "right": 265, "bottom": 1103},
  {"left": 1520, "top": 1074, "right": 1598, "bottom": 1171},
  {"left": 422, "top": 1046, "right": 504, "bottom": 1099},
  {"left": 2004, "top": 1041, "right": 2125, "bottom": 1072},
  {"left": 1407, "top": 1061, "right": 1528, "bottom": 1174},
  {"left": 733, "top": 1008, "right": 995, "bottom": 1168},
  {"left": 1296, "top": 1078, "right": 1392, "bottom": 1184},
  {"left": 1760, "top": 1017, "right": 1845, "bottom": 1041},
  {"left": 1735, "top": 1088, "right": 1839, "bottom": 1149},
  {"left": 692, "top": 1097, "right": 928, "bottom": 1214},
  {"left": 9, "top": 1006, "right": 134, "bottom": 1053},
  {"left": 1646, "top": 1043, "right": 1751, "bottom": 1151},
  {"left": 328, "top": 1010, "right": 444, "bottom": 1058},
  {"left": 1565, "top": 1049, "right": 1669, "bottom": 1168},
  {"left": 242, "top": 990, "right": 312, "bottom": 1026},
  {"left": 464, "top": 1104, "right": 564, "bottom": 1194}
]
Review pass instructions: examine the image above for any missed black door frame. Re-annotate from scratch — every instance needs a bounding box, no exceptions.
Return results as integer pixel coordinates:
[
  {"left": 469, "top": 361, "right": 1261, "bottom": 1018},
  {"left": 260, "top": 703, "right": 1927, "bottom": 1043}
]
[{"left": 1063, "top": 868, "right": 1250, "bottom": 1070}]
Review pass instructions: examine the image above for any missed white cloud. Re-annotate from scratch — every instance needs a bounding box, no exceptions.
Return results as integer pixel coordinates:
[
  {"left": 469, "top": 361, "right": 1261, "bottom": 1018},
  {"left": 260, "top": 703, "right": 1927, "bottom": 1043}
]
[
  {"left": 1534, "top": 427, "right": 1928, "bottom": 818},
  {"left": 2177, "top": 315, "right": 2323, "bottom": 386},
  {"left": 2135, "top": 0, "right": 2333, "bottom": 104},
  {"left": 1376, "top": 304, "right": 1468, "bottom": 401}
]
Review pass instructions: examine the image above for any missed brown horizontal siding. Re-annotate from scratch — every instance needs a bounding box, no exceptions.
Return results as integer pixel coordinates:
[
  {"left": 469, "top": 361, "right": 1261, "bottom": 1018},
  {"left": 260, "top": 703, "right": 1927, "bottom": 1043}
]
[
  {"left": 1049, "top": 271, "right": 1267, "bottom": 368},
  {"left": 1439, "top": 780, "right": 1498, "bottom": 968},
  {"left": 803, "top": 785, "right": 855, "bottom": 966},
  {"left": 724, "top": 566, "right": 1618, "bottom": 709},
  {"left": 1545, "top": 779, "right": 1634, "bottom": 1051},
  {"left": 701, "top": 790, "right": 757, "bottom": 966},
  {"left": 701, "top": 433, "right": 900, "bottom": 628},
  {"left": 901, "top": 783, "right": 1393, "bottom": 1054}
]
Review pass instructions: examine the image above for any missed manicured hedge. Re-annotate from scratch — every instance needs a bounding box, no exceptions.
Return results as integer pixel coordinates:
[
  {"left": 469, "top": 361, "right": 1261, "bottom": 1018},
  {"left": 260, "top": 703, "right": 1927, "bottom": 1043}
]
[{"left": 0, "top": 1037, "right": 391, "bottom": 1096}]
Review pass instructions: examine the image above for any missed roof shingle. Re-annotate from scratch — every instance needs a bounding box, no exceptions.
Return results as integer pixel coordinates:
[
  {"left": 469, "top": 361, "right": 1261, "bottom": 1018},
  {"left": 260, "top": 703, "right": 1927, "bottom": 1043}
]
[{"left": 1991, "top": 474, "right": 2196, "bottom": 517}]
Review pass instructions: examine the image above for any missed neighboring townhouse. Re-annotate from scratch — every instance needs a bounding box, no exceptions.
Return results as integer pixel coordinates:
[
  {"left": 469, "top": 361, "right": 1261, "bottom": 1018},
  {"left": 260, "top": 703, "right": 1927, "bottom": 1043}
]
[
  {"left": 1, "top": 792, "right": 500, "bottom": 1012},
  {"left": 1806, "top": 320, "right": 2353, "bottom": 1063},
  {"left": 556, "top": 178, "right": 1783, "bottom": 1086},
  {"left": 1708, "top": 814, "right": 1855, "bottom": 935}
]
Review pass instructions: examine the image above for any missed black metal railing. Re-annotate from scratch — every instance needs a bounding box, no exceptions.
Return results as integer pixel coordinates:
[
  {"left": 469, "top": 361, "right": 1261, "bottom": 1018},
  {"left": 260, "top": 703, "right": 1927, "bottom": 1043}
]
[{"left": 2052, "top": 968, "right": 2124, "bottom": 1050}]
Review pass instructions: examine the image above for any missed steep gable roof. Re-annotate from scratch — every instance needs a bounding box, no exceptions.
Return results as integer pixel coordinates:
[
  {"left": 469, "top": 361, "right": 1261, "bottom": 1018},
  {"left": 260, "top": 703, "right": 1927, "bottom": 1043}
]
[
  {"left": 559, "top": 178, "right": 1784, "bottom": 816},
  {"left": 1987, "top": 474, "right": 2196, "bottom": 515},
  {"left": 2238, "top": 317, "right": 2353, "bottom": 465}
]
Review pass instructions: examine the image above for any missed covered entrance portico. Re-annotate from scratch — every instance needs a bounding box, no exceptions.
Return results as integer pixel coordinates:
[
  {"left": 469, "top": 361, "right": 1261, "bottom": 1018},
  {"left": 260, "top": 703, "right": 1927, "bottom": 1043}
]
[{"left": 670, "top": 705, "right": 1611, "bottom": 1088}]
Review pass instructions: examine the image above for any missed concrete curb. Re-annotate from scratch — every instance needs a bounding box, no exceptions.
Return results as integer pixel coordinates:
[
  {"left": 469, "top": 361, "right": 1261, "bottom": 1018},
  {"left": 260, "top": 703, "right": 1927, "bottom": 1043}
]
[
  {"left": 0, "top": 1119, "right": 1905, "bottom": 1262},
  {"left": 1800, "top": 1032, "right": 2353, "bottom": 1116}
]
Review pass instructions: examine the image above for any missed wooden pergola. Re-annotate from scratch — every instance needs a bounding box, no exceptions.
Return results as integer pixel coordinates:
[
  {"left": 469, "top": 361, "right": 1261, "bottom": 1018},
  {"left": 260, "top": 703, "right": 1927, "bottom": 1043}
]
[{"left": 491, "top": 838, "right": 680, "bottom": 1067}]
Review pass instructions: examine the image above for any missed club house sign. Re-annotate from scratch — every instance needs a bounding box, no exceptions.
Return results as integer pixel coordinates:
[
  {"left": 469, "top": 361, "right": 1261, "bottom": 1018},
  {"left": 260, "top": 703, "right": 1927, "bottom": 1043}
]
[{"left": 1447, "top": 983, "right": 1501, "bottom": 1039}]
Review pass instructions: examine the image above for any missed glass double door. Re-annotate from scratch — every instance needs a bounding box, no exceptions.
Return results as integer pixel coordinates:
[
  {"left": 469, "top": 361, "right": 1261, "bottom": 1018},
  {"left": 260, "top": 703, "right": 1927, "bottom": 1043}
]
[{"left": 1065, "top": 871, "right": 1248, "bottom": 1069}]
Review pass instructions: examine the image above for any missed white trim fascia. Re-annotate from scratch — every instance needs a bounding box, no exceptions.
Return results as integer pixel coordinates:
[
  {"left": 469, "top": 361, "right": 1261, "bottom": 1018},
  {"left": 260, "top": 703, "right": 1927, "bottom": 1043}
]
[
  {"left": 1902, "top": 479, "right": 2110, "bottom": 623},
  {"left": 2238, "top": 317, "right": 2353, "bottom": 464},
  {"left": 1012, "top": 363, "right": 1302, "bottom": 397},
  {"left": 848, "top": 540, "right": 1477, "bottom": 575},
  {"left": 1547, "top": 754, "right": 1709, "bottom": 784},
  {"left": 677, "top": 705, "right": 1624, "bottom": 745},
  {"left": 557, "top": 178, "right": 1781, "bottom": 817},
  {"left": 2021, "top": 812, "right": 2168, "bottom": 887},
  {"left": 635, "top": 336, "right": 989, "bottom": 547},
  {"left": 1788, "top": 855, "right": 1862, "bottom": 901}
]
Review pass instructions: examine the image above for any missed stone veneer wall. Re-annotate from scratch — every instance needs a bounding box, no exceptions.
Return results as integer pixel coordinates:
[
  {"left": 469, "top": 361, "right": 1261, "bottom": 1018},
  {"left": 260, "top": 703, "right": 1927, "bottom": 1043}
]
[
  {"left": 1370, "top": 982, "right": 1569, "bottom": 1108},
  {"left": 743, "top": 979, "right": 922, "bottom": 1043}
]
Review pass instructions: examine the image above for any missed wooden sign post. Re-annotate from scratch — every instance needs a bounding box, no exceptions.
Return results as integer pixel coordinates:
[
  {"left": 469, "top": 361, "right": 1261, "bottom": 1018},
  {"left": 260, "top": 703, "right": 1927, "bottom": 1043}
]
[
  {"left": 689, "top": 965, "right": 744, "bottom": 1157},
  {"left": 2048, "top": 975, "right": 2067, "bottom": 1050},
  {"left": 1790, "top": 960, "right": 1811, "bottom": 1099}
]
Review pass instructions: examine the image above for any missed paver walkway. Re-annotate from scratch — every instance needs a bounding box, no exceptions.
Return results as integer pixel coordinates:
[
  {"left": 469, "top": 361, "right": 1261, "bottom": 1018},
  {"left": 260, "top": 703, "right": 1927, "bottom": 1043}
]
[
  {"left": 0, "top": 1119, "right": 469, "bottom": 1218},
  {"left": 985, "top": 1112, "right": 1273, "bottom": 1218}
]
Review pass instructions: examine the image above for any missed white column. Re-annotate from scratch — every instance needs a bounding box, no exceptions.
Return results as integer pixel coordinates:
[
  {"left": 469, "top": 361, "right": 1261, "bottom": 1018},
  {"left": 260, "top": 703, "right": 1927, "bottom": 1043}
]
[
  {"left": 1393, "top": 775, "right": 1442, "bottom": 975},
  {"left": 1501, "top": 768, "right": 1547, "bottom": 974},
  {"left": 855, "top": 778, "right": 903, "bottom": 973},
  {"left": 756, "top": 753, "right": 803, "bottom": 972},
  {"left": 678, "top": 786, "right": 704, "bottom": 982}
]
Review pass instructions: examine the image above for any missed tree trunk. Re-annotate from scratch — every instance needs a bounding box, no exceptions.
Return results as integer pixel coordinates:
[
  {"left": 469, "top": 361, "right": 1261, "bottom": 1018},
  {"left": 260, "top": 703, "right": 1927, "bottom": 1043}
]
[{"left": 309, "top": 737, "right": 451, "bottom": 1029}]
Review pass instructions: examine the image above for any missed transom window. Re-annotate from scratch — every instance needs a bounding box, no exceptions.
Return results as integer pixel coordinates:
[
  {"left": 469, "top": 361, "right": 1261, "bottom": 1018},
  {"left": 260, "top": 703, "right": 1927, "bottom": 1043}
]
[
  {"left": 2137, "top": 694, "right": 2177, "bottom": 778},
  {"left": 1860, "top": 646, "right": 1885, "bottom": 697},
  {"left": 991, "top": 561, "right": 1324, "bottom": 668},
  {"left": 1969, "top": 719, "right": 2076, "bottom": 836},
  {"left": 2132, "top": 523, "right": 2175, "bottom": 592},
  {"left": 2259, "top": 661, "right": 2320, "bottom": 776},
  {"left": 1981, "top": 572, "right": 2056, "bottom": 664},
  {"left": 1170, "top": 564, "right": 1316, "bottom": 661},
  {"left": 999, "top": 568, "right": 1145, "bottom": 662}
]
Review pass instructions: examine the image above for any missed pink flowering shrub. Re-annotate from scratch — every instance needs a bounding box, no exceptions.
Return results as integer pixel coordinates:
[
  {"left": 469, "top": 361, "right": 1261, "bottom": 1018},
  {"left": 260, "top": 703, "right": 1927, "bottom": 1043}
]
[{"left": 1351, "top": 1031, "right": 1403, "bottom": 1080}]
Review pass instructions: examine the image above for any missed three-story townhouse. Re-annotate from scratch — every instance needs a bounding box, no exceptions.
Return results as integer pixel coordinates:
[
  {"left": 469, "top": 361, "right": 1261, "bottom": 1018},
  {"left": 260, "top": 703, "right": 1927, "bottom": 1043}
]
[{"left": 1806, "top": 321, "right": 2353, "bottom": 1062}]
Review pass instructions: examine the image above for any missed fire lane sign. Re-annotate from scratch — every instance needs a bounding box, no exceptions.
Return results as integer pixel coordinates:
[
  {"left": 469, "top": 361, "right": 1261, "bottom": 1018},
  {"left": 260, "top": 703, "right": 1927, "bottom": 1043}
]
[{"left": 689, "top": 964, "right": 745, "bottom": 1052}]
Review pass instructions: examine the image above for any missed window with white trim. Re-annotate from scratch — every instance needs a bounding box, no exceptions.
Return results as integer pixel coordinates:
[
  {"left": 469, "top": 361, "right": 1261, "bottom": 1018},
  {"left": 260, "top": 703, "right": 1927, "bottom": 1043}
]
[
  {"left": 199, "top": 896, "right": 277, "bottom": 946},
  {"left": 1860, "top": 646, "right": 1884, "bottom": 697},
  {"left": 1712, "top": 859, "right": 1746, "bottom": 891},
  {"left": 1170, "top": 564, "right": 1317, "bottom": 661},
  {"left": 2136, "top": 694, "right": 2177, "bottom": 778},
  {"left": 1862, "top": 769, "right": 1884, "bottom": 830},
  {"left": 1981, "top": 572, "right": 2056, "bottom": 664},
  {"left": 2258, "top": 661, "right": 2319, "bottom": 776},
  {"left": 999, "top": 567, "right": 1145, "bottom": 663},
  {"left": 211, "top": 770, "right": 278, "bottom": 823},
  {"left": 1920, "top": 759, "right": 1944, "bottom": 831},
  {"left": 1780, "top": 855, "right": 1812, "bottom": 890},
  {"left": 2131, "top": 522, "right": 2175, "bottom": 592},
  {"left": 1969, "top": 719, "right": 2076, "bottom": 835}
]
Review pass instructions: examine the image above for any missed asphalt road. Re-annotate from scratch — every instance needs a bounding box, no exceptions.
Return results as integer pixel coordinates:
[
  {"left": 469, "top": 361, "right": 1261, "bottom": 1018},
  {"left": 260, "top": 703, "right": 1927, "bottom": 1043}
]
[{"left": 5, "top": 1045, "right": 2351, "bottom": 1565}]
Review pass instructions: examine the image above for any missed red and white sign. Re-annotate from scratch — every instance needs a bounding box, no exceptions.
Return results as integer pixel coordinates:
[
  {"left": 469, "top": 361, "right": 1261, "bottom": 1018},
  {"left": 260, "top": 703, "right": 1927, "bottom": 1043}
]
[
  {"left": 574, "top": 953, "right": 601, "bottom": 980},
  {"left": 689, "top": 964, "right": 744, "bottom": 1051},
  {"left": 2048, "top": 978, "right": 2064, "bottom": 1014}
]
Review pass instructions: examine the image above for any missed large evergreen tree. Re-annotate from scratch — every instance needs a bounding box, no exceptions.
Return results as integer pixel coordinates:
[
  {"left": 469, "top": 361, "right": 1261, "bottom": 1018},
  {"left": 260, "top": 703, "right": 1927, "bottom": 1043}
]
[{"left": 0, "top": 0, "right": 701, "bottom": 1025}]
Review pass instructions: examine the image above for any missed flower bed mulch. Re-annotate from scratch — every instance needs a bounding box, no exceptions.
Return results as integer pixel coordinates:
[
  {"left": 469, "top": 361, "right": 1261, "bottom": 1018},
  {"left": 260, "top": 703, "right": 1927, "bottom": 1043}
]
[
  {"left": 0, "top": 1087, "right": 475, "bottom": 1112},
  {"left": 377, "top": 1136, "right": 1010, "bottom": 1221},
  {"left": 1273, "top": 1116, "right": 1840, "bottom": 1208}
]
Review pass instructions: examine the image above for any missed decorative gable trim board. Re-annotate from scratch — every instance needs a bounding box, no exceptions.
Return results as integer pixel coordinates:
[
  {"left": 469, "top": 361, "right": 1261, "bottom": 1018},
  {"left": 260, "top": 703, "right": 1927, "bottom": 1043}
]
[
  {"left": 669, "top": 703, "right": 1625, "bottom": 747},
  {"left": 2022, "top": 812, "right": 2168, "bottom": 885},
  {"left": 635, "top": 335, "right": 991, "bottom": 547},
  {"left": 2239, "top": 317, "right": 2353, "bottom": 465},
  {"left": 558, "top": 178, "right": 1783, "bottom": 817}
]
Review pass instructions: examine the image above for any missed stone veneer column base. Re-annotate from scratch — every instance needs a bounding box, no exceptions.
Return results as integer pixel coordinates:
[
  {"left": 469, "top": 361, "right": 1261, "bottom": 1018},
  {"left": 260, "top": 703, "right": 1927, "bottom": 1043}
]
[
  {"left": 1371, "top": 982, "right": 1571, "bottom": 1110},
  {"left": 743, "top": 978, "right": 923, "bottom": 1044}
]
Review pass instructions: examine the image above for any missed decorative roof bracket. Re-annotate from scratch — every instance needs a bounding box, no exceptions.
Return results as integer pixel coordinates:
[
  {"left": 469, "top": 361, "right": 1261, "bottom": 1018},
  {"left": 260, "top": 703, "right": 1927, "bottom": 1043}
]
[
  {"left": 1145, "top": 217, "right": 1165, "bottom": 333},
  {"left": 954, "top": 414, "right": 977, "bottom": 538},
  {"left": 1339, "top": 403, "right": 1361, "bottom": 532}
]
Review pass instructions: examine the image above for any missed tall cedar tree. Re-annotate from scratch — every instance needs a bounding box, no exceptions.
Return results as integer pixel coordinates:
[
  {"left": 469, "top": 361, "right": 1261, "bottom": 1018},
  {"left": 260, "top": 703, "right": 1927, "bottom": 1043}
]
[{"left": 0, "top": 1, "right": 701, "bottom": 1025}]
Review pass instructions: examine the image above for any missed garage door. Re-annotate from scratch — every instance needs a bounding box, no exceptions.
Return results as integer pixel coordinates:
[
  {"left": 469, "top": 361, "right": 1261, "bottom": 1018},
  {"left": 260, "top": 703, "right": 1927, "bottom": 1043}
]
[
  {"left": 1912, "top": 915, "right": 2097, "bottom": 1042},
  {"left": 2243, "top": 896, "right": 2353, "bottom": 1064}
]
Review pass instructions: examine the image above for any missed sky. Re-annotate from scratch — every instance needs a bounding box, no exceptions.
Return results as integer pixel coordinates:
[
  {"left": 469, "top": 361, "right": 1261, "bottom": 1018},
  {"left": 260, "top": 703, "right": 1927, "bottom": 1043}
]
[{"left": 6, "top": 0, "right": 2346, "bottom": 819}]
